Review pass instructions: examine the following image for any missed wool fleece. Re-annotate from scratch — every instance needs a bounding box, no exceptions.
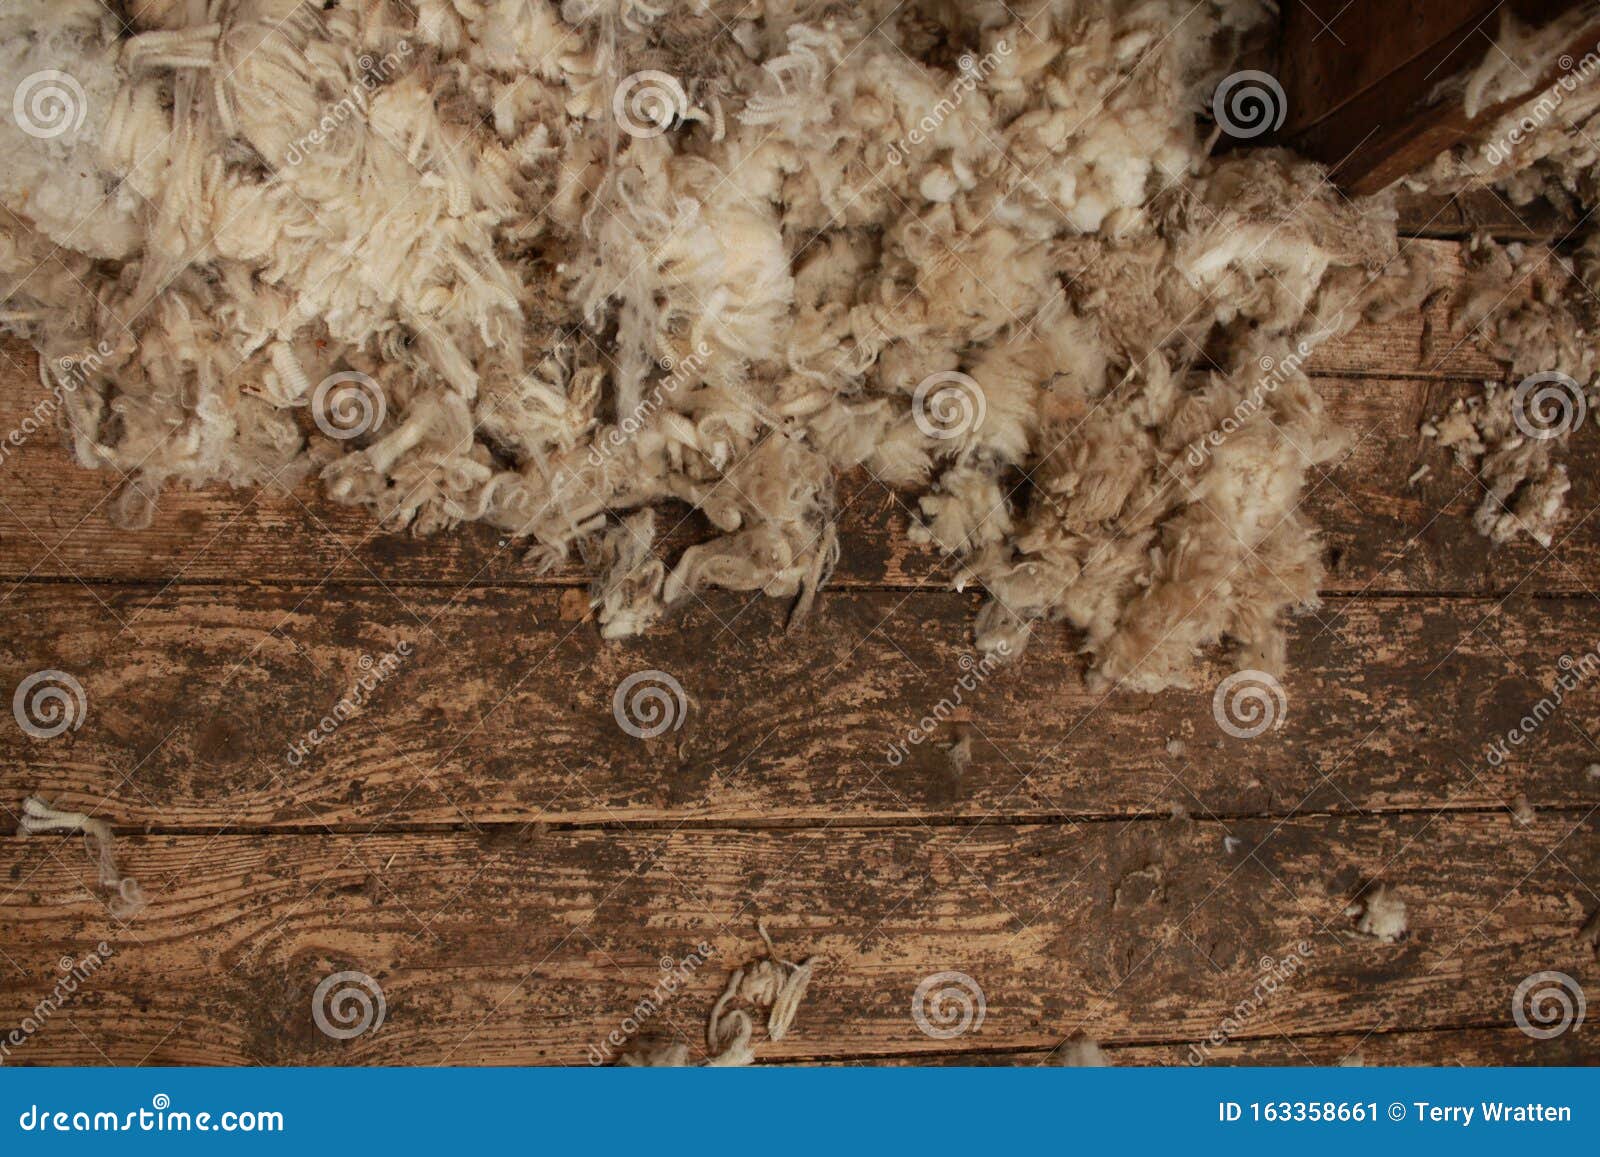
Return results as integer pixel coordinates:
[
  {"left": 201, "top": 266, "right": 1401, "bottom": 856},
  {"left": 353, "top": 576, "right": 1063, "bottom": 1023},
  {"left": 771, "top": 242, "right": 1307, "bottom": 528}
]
[
  {"left": 1409, "top": 12, "right": 1600, "bottom": 552},
  {"left": 1, "top": 0, "right": 1436, "bottom": 690}
]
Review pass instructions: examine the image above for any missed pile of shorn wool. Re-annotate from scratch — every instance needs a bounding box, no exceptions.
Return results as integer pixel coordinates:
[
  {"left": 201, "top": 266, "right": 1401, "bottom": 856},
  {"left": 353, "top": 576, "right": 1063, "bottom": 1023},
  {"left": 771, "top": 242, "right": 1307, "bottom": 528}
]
[{"left": 1, "top": 0, "right": 1448, "bottom": 690}]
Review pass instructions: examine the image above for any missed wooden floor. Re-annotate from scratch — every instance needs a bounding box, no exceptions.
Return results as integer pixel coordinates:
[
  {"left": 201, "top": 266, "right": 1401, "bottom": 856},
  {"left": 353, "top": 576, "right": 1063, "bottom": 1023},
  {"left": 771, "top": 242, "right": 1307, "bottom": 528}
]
[{"left": 0, "top": 194, "right": 1596, "bottom": 1066}]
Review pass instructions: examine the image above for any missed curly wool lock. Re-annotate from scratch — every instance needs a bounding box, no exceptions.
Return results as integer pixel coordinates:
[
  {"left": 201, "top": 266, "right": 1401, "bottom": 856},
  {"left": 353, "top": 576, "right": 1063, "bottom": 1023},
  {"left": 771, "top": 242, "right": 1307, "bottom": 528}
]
[{"left": 3, "top": 0, "right": 1442, "bottom": 690}]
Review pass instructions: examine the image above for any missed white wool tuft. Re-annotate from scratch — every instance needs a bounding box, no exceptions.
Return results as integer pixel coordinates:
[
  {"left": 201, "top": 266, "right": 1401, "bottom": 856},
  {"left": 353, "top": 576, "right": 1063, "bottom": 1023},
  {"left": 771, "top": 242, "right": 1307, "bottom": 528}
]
[
  {"left": 1346, "top": 884, "right": 1407, "bottom": 944},
  {"left": 1049, "top": 1037, "right": 1111, "bottom": 1067}
]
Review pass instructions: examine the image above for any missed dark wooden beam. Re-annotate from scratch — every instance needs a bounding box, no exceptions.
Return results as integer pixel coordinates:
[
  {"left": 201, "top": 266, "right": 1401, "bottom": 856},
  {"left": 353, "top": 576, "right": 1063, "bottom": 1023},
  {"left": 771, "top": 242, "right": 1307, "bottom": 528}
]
[{"left": 1281, "top": 0, "right": 1600, "bottom": 194}]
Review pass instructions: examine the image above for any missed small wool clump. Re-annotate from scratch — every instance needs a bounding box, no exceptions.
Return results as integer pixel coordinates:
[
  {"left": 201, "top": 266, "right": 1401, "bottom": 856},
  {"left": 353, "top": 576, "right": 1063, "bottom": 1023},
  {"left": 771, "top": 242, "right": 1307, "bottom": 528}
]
[
  {"left": 16, "top": 795, "right": 145, "bottom": 920},
  {"left": 1413, "top": 232, "right": 1600, "bottom": 549},
  {"left": 945, "top": 728, "right": 974, "bottom": 779},
  {"left": 1346, "top": 884, "right": 1407, "bottom": 944},
  {"left": 1048, "top": 1036, "right": 1110, "bottom": 1067},
  {"left": 622, "top": 921, "right": 816, "bottom": 1067},
  {"left": 1422, "top": 380, "right": 1578, "bottom": 548}
]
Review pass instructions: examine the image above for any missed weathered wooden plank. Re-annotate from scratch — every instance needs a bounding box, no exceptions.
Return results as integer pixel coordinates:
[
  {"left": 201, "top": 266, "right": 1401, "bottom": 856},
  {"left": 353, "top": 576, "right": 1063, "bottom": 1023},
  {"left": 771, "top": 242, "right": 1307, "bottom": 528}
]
[
  {"left": 1279, "top": 1, "right": 1507, "bottom": 136},
  {"left": 2, "top": 587, "right": 1598, "bottom": 827},
  {"left": 1284, "top": 1, "right": 1600, "bottom": 193},
  {"left": 872, "top": 1026, "right": 1599, "bottom": 1066},
  {"left": 1301, "top": 243, "right": 1504, "bottom": 381},
  {"left": 1312, "top": 376, "right": 1600, "bottom": 596},
  {"left": 0, "top": 814, "right": 1592, "bottom": 1063},
  {"left": 1397, "top": 189, "right": 1581, "bottom": 242}
]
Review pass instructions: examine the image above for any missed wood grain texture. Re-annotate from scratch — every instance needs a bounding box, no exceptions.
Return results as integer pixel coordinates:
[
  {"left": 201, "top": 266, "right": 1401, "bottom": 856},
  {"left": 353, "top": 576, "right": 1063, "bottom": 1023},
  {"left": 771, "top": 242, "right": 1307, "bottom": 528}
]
[
  {"left": 3, "top": 586, "right": 1599, "bottom": 828},
  {"left": 1279, "top": 0, "right": 1506, "bottom": 135},
  {"left": 0, "top": 815, "right": 1593, "bottom": 1064}
]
